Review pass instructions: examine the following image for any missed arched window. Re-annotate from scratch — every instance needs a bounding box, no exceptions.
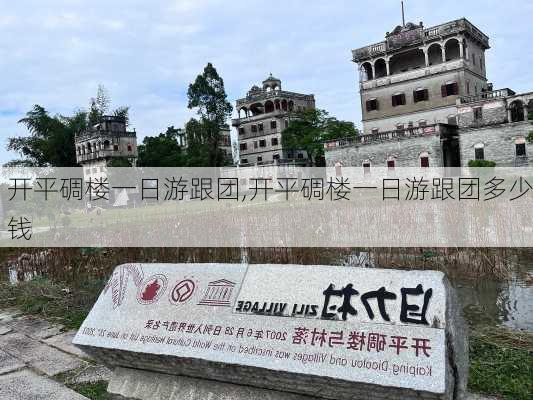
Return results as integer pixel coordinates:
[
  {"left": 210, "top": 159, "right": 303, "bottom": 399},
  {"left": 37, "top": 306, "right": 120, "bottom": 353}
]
[
  {"left": 510, "top": 100, "right": 525, "bottom": 122},
  {"left": 428, "top": 43, "right": 443, "bottom": 66},
  {"left": 444, "top": 38, "right": 460, "bottom": 61},
  {"left": 419, "top": 152, "right": 430, "bottom": 167},
  {"left": 362, "top": 160, "right": 371, "bottom": 174},
  {"left": 127, "top": 144, "right": 132, "bottom": 152},
  {"left": 387, "top": 156, "right": 396, "bottom": 169},
  {"left": 374, "top": 59, "right": 387, "bottom": 78},
  {"left": 516, "top": 137, "right": 527, "bottom": 157},
  {"left": 264, "top": 101, "right": 274, "bottom": 113},
  {"left": 474, "top": 143, "right": 485, "bottom": 160},
  {"left": 361, "top": 62, "right": 373, "bottom": 81}
]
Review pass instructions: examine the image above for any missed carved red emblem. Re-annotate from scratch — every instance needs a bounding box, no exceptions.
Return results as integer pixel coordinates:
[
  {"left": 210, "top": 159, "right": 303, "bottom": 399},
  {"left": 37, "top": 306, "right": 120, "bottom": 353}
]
[
  {"left": 137, "top": 274, "right": 168, "bottom": 305},
  {"left": 169, "top": 279, "right": 196, "bottom": 305}
]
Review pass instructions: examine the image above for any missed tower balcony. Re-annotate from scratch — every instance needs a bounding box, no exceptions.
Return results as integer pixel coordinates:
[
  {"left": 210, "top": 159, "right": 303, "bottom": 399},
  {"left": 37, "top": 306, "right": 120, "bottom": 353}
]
[{"left": 360, "top": 58, "right": 467, "bottom": 90}]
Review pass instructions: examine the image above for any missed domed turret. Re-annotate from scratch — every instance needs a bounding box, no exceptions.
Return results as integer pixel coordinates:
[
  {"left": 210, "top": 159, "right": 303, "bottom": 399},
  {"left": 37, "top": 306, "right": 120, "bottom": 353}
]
[{"left": 262, "top": 73, "right": 282, "bottom": 91}]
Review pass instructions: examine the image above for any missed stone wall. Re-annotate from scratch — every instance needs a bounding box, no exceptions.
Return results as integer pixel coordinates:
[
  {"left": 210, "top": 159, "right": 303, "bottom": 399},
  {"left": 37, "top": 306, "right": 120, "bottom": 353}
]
[{"left": 459, "top": 121, "right": 532, "bottom": 166}]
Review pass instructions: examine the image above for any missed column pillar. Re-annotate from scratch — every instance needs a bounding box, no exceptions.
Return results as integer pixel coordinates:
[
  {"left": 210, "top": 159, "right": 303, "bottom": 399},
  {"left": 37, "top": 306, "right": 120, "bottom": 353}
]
[
  {"left": 371, "top": 62, "right": 376, "bottom": 80},
  {"left": 459, "top": 40, "right": 464, "bottom": 59},
  {"left": 441, "top": 46, "right": 446, "bottom": 63},
  {"left": 386, "top": 59, "right": 391, "bottom": 76},
  {"left": 423, "top": 48, "right": 429, "bottom": 67},
  {"left": 524, "top": 104, "right": 529, "bottom": 122}
]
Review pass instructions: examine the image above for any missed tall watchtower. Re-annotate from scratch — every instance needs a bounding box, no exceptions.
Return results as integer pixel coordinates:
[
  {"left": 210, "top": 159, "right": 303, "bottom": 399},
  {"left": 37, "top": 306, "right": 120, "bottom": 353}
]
[
  {"left": 75, "top": 115, "right": 138, "bottom": 178},
  {"left": 232, "top": 74, "right": 315, "bottom": 165},
  {"left": 352, "top": 18, "right": 490, "bottom": 134}
]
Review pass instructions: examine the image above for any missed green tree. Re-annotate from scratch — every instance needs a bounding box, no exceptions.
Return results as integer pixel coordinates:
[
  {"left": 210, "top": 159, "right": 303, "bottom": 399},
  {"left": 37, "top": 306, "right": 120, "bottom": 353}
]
[
  {"left": 137, "top": 126, "right": 186, "bottom": 167},
  {"left": 186, "top": 63, "right": 233, "bottom": 166},
  {"left": 5, "top": 105, "right": 81, "bottom": 167},
  {"left": 282, "top": 108, "right": 358, "bottom": 166}
]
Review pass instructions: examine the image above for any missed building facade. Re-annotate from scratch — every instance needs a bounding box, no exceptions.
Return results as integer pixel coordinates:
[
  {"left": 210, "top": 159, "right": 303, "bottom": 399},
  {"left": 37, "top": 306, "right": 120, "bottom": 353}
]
[
  {"left": 353, "top": 18, "right": 489, "bottom": 135},
  {"left": 232, "top": 74, "right": 315, "bottom": 165},
  {"left": 325, "top": 18, "right": 533, "bottom": 168},
  {"left": 75, "top": 115, "right": 138, "bottom": 179}
]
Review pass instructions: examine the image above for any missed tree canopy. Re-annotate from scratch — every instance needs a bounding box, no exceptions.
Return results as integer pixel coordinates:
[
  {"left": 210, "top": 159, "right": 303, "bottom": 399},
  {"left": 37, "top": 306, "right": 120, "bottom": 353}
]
[
  {"left": 137, "top": 126, "right": 186, "bottom": 167},
  {"left": 282, "top": 108, "right": 358, "bottom": 166},
  {"left": 6, "top": 105, "right": 81, "bottom": 167},
  {"left": 186, "top": 63, "right": 233, "bottom": 166}
]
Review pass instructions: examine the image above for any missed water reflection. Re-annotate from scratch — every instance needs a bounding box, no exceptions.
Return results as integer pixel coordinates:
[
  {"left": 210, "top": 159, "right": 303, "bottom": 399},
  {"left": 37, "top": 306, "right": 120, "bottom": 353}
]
[{"left": 341, "top": 250, "right": 532, "bottom": 331}]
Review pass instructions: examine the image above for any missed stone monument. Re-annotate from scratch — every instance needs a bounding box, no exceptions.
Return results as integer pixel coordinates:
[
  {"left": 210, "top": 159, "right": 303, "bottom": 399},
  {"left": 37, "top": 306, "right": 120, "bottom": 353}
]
[{"left": 73, "top": 263, "right": 468, "bottom": 400}]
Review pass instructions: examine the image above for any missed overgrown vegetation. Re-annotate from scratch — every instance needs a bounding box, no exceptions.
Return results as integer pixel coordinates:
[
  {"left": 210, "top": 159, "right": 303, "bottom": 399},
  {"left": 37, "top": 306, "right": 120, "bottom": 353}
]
[
  {"left": 527, "top": 130, "right": 533, "bottom": 144},
  {"left": 0, "top": 277, "right": 105, "bottom": 329},
  {"left": 469, "top": 328, "right": 533, "bottom": 400},
  {"left": 468, "top": 159, "right": 496, "bottom": 167},
  {"left": 68, "top": 381, "right": 111, "bottom": 400}
]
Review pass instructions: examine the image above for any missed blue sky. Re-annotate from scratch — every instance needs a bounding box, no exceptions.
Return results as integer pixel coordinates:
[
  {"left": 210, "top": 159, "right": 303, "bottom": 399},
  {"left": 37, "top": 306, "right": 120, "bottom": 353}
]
[{"left": 1, "top": 0, "right": 532, "bottom": 164}]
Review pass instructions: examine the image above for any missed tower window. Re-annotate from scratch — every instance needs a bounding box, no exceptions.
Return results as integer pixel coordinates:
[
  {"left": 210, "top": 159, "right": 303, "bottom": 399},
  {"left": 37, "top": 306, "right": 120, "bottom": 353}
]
[
  {"left": 271, "top": 138, "right": 279, "bottom": 146},
  {"left": 251, "top": 125, "right": 257, "bottom": 133},
  {"left": 366, "top": 98, "right": 379, "bottom": 111},
  {"left": 413, "top": 89, "right": 429, "bottom": 103},
  {"left": 442, "top": 82, "right": 459, "bottom": 97},
  {"left": 240, "top": 143, "right": 247, "bottom": 151},
  {"left": 420, "top": 152, "right": 430, "bottom": 167},
  {"left": 474, "top": 143, "right": 485, "bottom": 160},
  {"left": 270, "top": 120, "right": 277, "bottom": 129},
  {"left": 259, "top": 139, "right": 266, "bottom": 148},
  {"left": 239, "top": 127, "right": 245, "bottom": 135},
  {"left": 392, "top": 93, "right": 406, "bottom": 107},
  {"left": 258, "top": 123, "right": 264, "bottom": 132}
]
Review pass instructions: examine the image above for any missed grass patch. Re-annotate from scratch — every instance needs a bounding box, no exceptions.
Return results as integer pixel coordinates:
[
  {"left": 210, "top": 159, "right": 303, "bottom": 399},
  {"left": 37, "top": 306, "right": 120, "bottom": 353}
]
[
  {"left": 69, "top": 381, "right": 111, "bottom": 400},
  {"left": 469, "top": 328, "right": 533, "bottom": 400},
  {"left": 0, "top": 277, "right": 105, "bottom": 330}
]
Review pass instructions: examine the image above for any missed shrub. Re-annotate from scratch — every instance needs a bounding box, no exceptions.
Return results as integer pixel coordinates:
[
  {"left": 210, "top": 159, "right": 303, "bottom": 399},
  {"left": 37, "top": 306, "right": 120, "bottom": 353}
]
[
  {"left": 468, "top": 159, "right": 496, "bottom": 167},
  {"left": 527, "top": 130, "right": 533, "bottom": 144}
]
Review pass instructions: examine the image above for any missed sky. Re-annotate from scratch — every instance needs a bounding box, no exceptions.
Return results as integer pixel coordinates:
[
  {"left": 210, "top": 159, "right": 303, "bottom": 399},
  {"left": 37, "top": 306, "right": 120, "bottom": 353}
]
[{"left": 0, "top": 0, "right": 532, "bottom": 164}]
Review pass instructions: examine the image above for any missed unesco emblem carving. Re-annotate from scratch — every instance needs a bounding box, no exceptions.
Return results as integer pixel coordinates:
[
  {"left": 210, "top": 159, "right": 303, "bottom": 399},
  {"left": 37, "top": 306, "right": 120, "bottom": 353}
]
[{"left": 169, "top": 279, "right": 196, "bottom": 305}]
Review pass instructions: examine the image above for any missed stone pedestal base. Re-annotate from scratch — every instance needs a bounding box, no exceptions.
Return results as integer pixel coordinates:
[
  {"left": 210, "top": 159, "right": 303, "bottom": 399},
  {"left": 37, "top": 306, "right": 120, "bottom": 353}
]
[{"left": 108, "top": 367, "right": 319, "bottom": 400}]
